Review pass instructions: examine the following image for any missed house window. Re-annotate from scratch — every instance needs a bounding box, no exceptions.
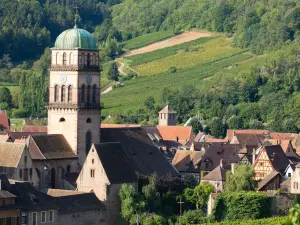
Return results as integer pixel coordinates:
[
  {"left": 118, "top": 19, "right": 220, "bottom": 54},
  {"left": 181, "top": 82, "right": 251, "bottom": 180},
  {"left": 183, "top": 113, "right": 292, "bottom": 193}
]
[
  {"left": 49, "top": 210, "right": 54, "bottom": 222},
  {"left": 41, "top": 211, "right": 46, "bottom": 223},
  {"left": 68, "top": 85, "right": 72, "bottom": 102},
  {"left": 19, "top": 169, "right": 23, "bottom": 179},
  {"left": 24, "top": 168, "right": 28, "bottom": 181},
  {"left": 24, "top": 156, "right": 27, "bottom": 166},
  {"left": 90, "top": 169, "right": 95, "bottom": 178},
  {"left": 54, "top": 85, "right": 59, "bottom": 102},
  {"left": 30, "top": 168, "right": 33, "bottom": 180},
  {"left": 288, "top": 173, "right": 291, "bottom": 178},
  {"left": 32, "top": 212, "right": 37, "bottom": 225},
  {"left": 294, "top": 182, "right": 299, "bottom": 190},
  {"left": 21, "top": 212, "right": 28, "bottom": 225},
  {"left": 260, "top": 162, "right": 263, "bottom": 167}
]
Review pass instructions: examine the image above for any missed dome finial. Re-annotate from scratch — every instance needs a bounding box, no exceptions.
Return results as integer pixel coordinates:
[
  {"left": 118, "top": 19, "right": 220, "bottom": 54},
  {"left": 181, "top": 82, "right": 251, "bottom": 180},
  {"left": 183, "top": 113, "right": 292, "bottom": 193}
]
[{"left": 74, "top": 5, "right": 79, "bottom": 28}]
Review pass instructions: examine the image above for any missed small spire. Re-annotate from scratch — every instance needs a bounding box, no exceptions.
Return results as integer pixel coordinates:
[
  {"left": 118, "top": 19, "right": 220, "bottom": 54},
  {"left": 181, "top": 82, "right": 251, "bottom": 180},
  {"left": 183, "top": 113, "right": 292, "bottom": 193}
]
[{"left": 74, "top": 5, "right": 79, "bottom": 28}]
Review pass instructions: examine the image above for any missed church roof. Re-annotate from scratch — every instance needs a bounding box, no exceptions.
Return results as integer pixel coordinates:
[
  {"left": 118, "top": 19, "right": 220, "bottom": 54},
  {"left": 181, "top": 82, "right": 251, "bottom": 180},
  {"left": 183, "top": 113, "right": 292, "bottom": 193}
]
[
  {"left": 101, "top": 127, "right": 178, "bottom": 176},
  {"left": 93, "top": 143, "right": 137, "bottom": 184},
  {"left": 54, "top": 26, "right": 97, "bottom": 50},
  {"left": 0, "top": 143, "right": 25, "bottom": 168},
  {"left": 159, "top": 105, "right": 177, "bottom": 114},
  {"left": 28, "top": 134, "right": 77, "bottom": 160}
]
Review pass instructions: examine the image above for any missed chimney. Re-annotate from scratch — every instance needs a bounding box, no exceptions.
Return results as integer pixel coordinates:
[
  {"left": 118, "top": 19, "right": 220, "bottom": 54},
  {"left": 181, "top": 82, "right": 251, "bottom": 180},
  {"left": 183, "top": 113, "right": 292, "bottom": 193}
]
[{"left": 252, "top": 148, "right": 256, "bottom": 165}]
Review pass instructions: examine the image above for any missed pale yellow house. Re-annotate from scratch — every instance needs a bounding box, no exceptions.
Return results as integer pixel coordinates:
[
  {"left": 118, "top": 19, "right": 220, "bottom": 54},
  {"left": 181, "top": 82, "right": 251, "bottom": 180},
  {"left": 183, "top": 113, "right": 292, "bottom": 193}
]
[{"left": 77, "top": 143, "right": 138, "bottom": 224}]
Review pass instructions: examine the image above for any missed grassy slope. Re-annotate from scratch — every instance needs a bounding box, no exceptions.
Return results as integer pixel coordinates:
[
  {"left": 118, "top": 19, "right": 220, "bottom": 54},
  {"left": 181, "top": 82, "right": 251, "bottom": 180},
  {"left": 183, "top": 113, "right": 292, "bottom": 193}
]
[
  {"left": 101, "top": 37, "right": 269, "bottom": 115},
  {"left": 122, "top": 30, "right": 175, "bottom": 50}
]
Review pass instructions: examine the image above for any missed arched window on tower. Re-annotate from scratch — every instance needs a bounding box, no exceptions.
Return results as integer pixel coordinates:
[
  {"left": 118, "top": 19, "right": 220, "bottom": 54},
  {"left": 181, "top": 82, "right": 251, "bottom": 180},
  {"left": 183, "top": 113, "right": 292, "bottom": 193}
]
[
  {"left": 81, "top": 84, "right": 85, "bottom": 102},
  {"left": 69, "top": 52, "right": 73, "bottom": 65},
  {"left": 61, "top": 85, "right": 66, "bottom": 102},
  {"left": 63, "top": 52, "right": 67, "bottom": 65},
  {"left": 86, "top": 131, "right": 92, "bottom": 155},
  {"left": 87, "top": 85, "right": 91, "bottom": 105},
  {"left": 68, "top": 85, "right": 72, "bottom": 102},
  {"left": 92, "top": 84, "right": 97, "bottom": 103},
  {"left": 54, "top": 85, "right": 59, "bottom": 102},
  {"left": 56, "top": 52, "right": 59, "bottom": 65},
  {"left": 86, "top": 118, "right": 92, "bottom": 123},
  {"left": 87, "top": 53, "right": 91, "bottom": 66}
]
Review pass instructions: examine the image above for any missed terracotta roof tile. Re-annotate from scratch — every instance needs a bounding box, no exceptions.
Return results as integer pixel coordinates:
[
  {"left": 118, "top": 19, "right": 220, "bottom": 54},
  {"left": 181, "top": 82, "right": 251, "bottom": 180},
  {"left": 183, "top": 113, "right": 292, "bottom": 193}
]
[
  {"left": 0, "top": 134, "right": 10, "bottom": 142},
  {"left": 156, "top": 126, "right": 194, "bottom": 145},
  {"left": 100, "top": 124, "right": 141, "bottom": 128},
  {"left": 22, "top": 125, "right": 47, "bottom": 132},
  {"left": 0, "top": 110, "right": 9, "bottom": 131},
  {"left": 270, "top": 132, "right": 297, "bottom": 140},
  {"left": 227, "top": 129, "right": 269, "bottom": 141},
  {"left": 0, "top": 143, "right": 25, "bottom": 167},
  {"left": 46, "top": 189, "right": 86, "bottom": 197},
  {"left": 172, "top": 150, "right": 204, "bottom": 173}
]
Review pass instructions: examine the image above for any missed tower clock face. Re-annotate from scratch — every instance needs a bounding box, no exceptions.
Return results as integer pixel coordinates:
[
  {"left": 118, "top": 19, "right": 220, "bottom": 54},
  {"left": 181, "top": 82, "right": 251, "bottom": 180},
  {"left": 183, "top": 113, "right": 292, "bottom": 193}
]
[
  {"left": 60, "top": 74, "right": 67, "bottom": 84},
  {"left": 87, "top": 75, "right": 93, "bottom": 84}
]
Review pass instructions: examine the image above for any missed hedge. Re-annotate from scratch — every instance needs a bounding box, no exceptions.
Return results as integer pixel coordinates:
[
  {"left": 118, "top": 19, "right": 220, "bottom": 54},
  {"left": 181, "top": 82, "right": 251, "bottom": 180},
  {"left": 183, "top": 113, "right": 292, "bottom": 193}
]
[
  {"left": 212, "top": 192, "right": 273, "bottom": 221},
  {"left": 201, "top": 216, "right": 291, "bottom": 225}
]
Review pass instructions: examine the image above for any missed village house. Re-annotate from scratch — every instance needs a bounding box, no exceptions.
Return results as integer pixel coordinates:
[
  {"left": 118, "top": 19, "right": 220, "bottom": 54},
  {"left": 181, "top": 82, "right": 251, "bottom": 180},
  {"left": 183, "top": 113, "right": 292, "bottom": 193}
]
[
  {"left": 201, "top": 160, "right": 235, "bottom": 192},
  {"left": 253, "top": 145, "right": 291, "bottom": 180},
  {"left": 257, "top": 171, "right": 281, "bottom": 192},
  {"left": 199, "top": 143, "right": 240, "bottom": 178},
  {"left": 290, "top": 164, "right": 300, "bottom": 194},
  {"left": 0, "top": 142, "right": 39, "bottom": 187},
  {"left": 172, "top": 150, "right": 205, "bottom": 183},
  {"left": 77, "top": 143, "right": 137, "bottom": 225}
]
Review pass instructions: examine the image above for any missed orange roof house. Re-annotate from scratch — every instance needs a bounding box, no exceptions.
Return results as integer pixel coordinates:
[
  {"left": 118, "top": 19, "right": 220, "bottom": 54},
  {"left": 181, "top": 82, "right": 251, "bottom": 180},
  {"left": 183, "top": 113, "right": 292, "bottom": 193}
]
[
  {"left": 156, "top": 126, "right": 194, "bottom": 145},
  {"left": 0, "top": 110, "right": 9, "bottom": 131},
  {"left": 226, "top": 129, "right": 269, "bottom": 141}
]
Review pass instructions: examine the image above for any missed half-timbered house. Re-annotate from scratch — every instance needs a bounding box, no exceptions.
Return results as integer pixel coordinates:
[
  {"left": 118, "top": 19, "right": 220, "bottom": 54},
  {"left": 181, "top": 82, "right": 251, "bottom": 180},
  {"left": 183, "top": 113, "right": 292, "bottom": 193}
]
[{"left": 253, "top": 145, "right": 290, "bottom": 180}]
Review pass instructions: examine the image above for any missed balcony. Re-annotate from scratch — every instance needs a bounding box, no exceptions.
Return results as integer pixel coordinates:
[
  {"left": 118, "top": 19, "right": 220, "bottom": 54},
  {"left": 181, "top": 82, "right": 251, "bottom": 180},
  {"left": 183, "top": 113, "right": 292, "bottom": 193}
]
[
  {"left": 50, "top": 64, "right": 100, "bottom": 72},
  {"left": 46, "top": 102, "right": 103, "bottom": 110}
]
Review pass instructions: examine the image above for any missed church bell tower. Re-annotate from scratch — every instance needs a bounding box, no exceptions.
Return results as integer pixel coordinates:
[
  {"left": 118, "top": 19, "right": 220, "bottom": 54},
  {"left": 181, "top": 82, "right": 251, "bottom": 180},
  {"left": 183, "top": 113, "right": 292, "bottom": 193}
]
[{"left": 47, "top": 22, "right": 101, "bottom": 165}]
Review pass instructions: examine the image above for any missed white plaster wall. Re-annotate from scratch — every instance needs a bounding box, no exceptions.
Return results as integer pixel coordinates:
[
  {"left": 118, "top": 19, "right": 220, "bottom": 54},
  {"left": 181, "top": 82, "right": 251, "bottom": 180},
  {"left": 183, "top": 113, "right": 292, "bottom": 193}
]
[{"left": 291, "top": 167, "right": 300, "bottom": 194}]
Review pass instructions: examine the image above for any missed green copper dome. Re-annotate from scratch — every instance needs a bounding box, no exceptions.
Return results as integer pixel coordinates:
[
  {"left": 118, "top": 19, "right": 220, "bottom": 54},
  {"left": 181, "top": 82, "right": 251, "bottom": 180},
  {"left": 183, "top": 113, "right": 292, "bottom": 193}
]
[{"left": 54, "top": 26, "right": 97, "bottom": 50}]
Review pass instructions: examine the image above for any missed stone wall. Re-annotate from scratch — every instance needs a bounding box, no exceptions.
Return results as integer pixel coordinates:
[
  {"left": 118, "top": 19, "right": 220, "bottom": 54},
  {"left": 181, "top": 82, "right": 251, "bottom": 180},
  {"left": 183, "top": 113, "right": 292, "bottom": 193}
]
[
  {"left": 271, "top": 193, "right": 296, "bottom": 216},
  {"left": 58, "top": 210, "right": 106, "bottom": 225}
]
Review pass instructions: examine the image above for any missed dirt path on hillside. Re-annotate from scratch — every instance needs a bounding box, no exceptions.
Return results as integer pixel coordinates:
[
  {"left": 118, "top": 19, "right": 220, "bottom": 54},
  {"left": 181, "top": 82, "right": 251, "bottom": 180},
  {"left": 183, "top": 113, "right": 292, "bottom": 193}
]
[
  {"left": 101, "top": 31, "right": 214, "bottom": 94},
  {"left": 122, "top": 31, "right": 214, "bottom": 57}
]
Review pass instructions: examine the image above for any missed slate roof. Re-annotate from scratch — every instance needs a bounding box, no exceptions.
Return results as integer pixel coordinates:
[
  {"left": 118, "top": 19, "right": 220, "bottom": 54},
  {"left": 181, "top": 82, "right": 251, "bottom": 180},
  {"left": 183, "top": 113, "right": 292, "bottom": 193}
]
[
  {"left": 0, "top": 190, "right": 16, "bottom": 199},
  {"left": 172, "top": 150, "right": 205, "bottom": 173},
  {"left": 262, "top": 145, "right": 290, "bottom": 174},
  {"left": 55, "top": 192, "right": 105, "bottom": 214},
  {"left": 257, "top": 171, "right": 280, "bottom": 191},
  {"left": 0, "top": 110, "right": 9, "bottom": 131},
  {"left": 0, "top": 143, "right": 25, "bottom": 168},
  {"left": 199, "top": 143, "right": 241, "bottom": 171},
  {"left": 94, "top": 143, "right": 138, "bottom": 184},
  {"left": 159, "top": 105, "right": 177, "bottom": 114},
  {"left": 11, "top": 182, "right": 57, "bottom": 211},
  {"left": 28, "top": 134, "right": 77, "bottom": 160},
  {"left": 266, "top": 140, "right": 300, "bottom": 163},
  {"left": 156, "top": 126, "right": 194, "bottom": 145},
  {"left": 22, "top": 125, "right": 47, "bottom": 132},
  {"left": 202, "top": 165, "right": 230, "bottom": 182},
  {"left": 101, "top": 127, "right": 178, "bottom": 176}
]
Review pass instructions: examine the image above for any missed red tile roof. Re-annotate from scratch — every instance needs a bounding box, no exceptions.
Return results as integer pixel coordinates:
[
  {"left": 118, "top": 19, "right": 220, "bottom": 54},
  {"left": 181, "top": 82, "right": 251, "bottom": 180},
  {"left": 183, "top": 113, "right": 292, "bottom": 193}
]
[
  {"left": 22, "top": 125, "right": 47, "bottom": 132},
  {"left": 0, "top": 110, "right": 9, "bottom": 131},
  {"left": 270, "top": 132, "right": 297, "bottom": 140},
  {"left": 227, "top": 129, "right": 269, "bottom": 141},
  {"left": 156, "top": 125, "right": 194, "bottom": 144}
]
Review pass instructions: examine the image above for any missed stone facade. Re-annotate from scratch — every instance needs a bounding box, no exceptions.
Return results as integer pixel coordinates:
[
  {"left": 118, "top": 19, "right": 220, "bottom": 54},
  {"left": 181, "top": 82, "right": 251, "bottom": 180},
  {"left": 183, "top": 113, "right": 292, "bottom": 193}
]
[
  {"left": 58, "top": 210, "right": 106, "bottom": 225},
  {"left": 24, "top": 210, "right": 58, "bottom": 225}
]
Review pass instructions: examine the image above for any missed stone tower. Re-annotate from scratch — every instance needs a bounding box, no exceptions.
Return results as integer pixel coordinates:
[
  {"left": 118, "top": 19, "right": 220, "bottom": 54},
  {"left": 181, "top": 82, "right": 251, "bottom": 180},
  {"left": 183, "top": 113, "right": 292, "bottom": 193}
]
[
  {"left": 158, "top": 105, "right": 177, "bottom": 126},
  {"left": 47, "top": 24, "right": 101, "bottom": 165}
]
